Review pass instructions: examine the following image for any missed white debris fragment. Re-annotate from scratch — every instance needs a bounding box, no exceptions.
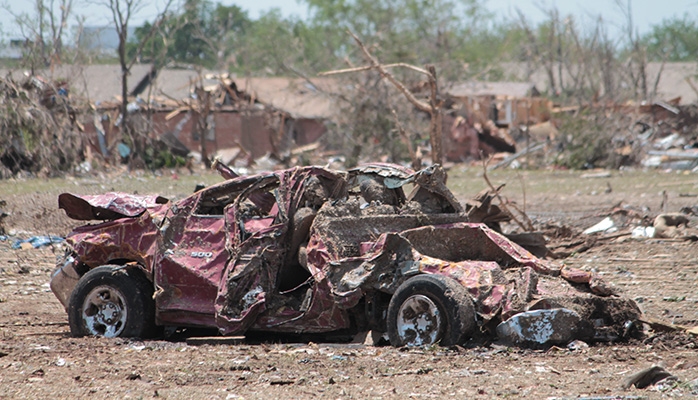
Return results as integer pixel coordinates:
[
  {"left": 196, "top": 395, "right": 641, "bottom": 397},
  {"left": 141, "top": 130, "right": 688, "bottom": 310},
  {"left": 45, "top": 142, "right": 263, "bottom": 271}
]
[
  {"left": 583, "top": 217, "right": 616, "bottom": 235},
  {"left": 631, "top": 226, "right": 656, "bottom": 238},
  {"left": 496, "top": 308, "right": 583, "bottom": 345}
]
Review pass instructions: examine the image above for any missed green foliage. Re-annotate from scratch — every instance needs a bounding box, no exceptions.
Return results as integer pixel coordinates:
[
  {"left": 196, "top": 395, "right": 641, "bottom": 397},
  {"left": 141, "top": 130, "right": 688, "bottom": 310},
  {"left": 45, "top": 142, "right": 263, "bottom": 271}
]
[
  {"left": 124, "top": 0, "right": 521, "bottom": 77},
  {"left": 642, "top": 16, "right": 698, "bottom": 61},
  {"left": 121, "top": 0, "right": 698, "bottom": 83},
  {"left": 301, "top": 0, "right": 495, "bottom": 76},
  {"left": 145, "top": 148, "right": 187, "bottom": 169},
  {"left": 129, "top": 0, "right": 250, "bottom": 69},
  {"left": 553, "top": 112, "right": 613, "bottom": 170},
  {"left": 233, "top": 10, "right": 306, "bottom": 74},
  {"left": 122, "top": 135, "right": 187, "bottom": 170}
]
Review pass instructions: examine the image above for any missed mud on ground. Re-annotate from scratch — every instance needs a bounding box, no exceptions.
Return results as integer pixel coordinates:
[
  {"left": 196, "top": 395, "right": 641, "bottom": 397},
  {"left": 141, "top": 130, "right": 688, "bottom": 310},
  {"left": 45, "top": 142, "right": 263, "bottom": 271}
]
[{"left": 0, "top": 168, "right": 697, "bottom": 398}]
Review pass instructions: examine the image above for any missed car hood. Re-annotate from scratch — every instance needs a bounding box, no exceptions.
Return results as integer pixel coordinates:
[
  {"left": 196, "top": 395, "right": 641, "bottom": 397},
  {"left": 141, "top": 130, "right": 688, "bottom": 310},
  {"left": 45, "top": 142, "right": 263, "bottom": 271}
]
[{"left": 58, "top": 192, "right": 169, "bottom": 221}]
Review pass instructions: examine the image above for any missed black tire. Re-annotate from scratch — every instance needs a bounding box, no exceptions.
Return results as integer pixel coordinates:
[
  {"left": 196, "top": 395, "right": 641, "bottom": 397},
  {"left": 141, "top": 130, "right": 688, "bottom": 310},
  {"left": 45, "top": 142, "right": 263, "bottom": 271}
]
[
  {"left": 68, "top": 265, "right": 157, "bottom": 338},
  {"left": 387, "top": 274, "right": 476, "bottom": 347}
]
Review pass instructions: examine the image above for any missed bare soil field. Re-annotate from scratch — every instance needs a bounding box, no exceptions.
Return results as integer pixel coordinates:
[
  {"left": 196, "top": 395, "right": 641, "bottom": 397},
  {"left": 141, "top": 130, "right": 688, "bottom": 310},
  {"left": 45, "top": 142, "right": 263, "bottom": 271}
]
[{"left": 1, "top": 166, "right": 697, "bottom": 399}]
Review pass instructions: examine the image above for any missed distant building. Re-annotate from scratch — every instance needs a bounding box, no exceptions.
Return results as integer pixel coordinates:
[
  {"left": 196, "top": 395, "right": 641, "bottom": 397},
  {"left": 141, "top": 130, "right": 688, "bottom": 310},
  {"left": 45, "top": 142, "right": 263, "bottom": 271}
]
[
  {"left": 78, "top": 26, "right": 136, "bottom": 55},
  {"left": 0, "top": 39, "right": 26, "bottom": 59}
]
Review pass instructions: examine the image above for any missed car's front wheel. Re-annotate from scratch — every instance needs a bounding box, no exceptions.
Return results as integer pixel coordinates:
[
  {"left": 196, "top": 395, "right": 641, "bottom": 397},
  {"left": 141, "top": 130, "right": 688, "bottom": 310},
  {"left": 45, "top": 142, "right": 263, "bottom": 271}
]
[
  {"left": 387, "top": 274, "right": 476, "bottom": 347},
  {"left": 68, "top": 265, "right": 156, "bottom": 338}
]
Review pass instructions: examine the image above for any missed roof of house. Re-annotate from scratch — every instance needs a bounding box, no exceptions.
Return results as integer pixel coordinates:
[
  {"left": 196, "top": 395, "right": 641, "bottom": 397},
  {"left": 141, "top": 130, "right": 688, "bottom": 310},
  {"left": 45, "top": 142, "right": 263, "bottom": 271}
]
[
  {"left": 444, "top": 81, "right": 537, "bottom": 98},
  {"left": 0, "top": 65, "right": 336, "bottom": 118},
  {"left": 499, "top": 61, "right": 698, "bottom": 104},
  {"left": 2, "top": 61, "right": 697, "bottom": 118},
  {"left": 229, "top": 76, "right": 336, "bottom": 119},
  {"left": 0, "top": 64, "right": 210, "bottom": 104}
]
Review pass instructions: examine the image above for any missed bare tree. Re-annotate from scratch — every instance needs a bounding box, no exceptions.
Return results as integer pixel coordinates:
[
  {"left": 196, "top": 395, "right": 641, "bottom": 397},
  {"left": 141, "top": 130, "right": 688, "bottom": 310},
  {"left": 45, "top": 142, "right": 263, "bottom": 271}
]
[
  {"left": 101, "top": 0, "right": 175, "bottom": 164},
  {"left": 192, "top": 75, "right": 213, "bottom": 169},
  {"left": 616, "top": 0, "right": 648, "bottom": 100},
  {"left": 616, "top": 0, "right": 667, "bottom": 102},
  {"left": 515, "top": 9, "right": 560, "bottom": 97},
  {"left": 563, "top": 15, "right": 620, "bottom": 104},
  {"left": 4, "top": 0, "right": 73, "bottom": 71},
  {"left": 47, "top": 0, "right": 72, "bottom": 59}
]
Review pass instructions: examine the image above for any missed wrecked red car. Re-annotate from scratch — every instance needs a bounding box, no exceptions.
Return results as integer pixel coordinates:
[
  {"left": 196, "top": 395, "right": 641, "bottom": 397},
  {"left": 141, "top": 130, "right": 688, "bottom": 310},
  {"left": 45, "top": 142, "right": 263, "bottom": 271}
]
[{"left": 51, "top": 164, "right": 641, "bottom": 346}]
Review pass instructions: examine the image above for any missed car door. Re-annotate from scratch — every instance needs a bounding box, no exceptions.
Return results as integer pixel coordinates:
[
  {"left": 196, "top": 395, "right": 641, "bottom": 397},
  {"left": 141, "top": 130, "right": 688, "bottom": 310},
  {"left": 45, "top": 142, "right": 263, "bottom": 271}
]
[
  {"left": 154, "top": 191, "right": 235, "bottom": 328},
  {"left": 214, "top": 175, "right": 292, "bottom": 334}
]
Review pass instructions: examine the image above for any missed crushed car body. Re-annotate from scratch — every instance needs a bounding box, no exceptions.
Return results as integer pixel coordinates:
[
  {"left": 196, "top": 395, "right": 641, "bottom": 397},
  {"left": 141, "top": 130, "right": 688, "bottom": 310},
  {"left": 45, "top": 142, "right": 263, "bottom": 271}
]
[{"left": 51, "top": 163, "right": 641, "bottom": 346}]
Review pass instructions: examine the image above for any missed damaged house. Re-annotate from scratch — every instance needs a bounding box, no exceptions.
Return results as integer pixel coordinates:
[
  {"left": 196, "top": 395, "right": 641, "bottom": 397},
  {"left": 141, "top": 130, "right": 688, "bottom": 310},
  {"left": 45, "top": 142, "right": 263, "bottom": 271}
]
[
  {"left": 5, "top": 62, "right": 696, "bottom": 175},
  {"left": 440, "top": 81, "right": 550, "bottom": 162},
  {"left": 79, "top": 66, "right": 551, "bottom": 167},
  {"left": 73, "top": 65, "right": 335, "bottom": 166}
]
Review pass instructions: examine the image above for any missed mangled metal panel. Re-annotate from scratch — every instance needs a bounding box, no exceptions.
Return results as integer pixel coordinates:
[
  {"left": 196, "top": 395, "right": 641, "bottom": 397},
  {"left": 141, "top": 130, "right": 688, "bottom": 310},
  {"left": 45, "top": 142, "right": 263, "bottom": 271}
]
[{"left": 58, "top": 192, "right": 168, "bottom": 220}]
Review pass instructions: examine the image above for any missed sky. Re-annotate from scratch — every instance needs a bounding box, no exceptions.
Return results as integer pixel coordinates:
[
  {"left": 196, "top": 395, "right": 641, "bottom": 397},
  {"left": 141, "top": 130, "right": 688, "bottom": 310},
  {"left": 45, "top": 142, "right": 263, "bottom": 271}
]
[{"left": 1, "top": 0, "right": 695, "bottom": 40}]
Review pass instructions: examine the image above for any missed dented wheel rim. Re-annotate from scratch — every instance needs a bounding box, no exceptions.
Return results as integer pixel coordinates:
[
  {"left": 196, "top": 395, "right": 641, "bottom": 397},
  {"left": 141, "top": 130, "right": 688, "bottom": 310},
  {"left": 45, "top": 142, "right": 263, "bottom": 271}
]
[
  {"left": 396, "top": 294, "right": 442, "bottom": 346},
  {"left": 81, "top": 285, "right": 127, "bottom": 337}
]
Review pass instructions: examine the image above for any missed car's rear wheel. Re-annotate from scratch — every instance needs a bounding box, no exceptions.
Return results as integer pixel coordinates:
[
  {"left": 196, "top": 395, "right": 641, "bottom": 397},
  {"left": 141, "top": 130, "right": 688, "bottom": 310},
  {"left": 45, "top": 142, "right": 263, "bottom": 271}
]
[
  {"left": 68, "top": 265, "right": 156, "bottom": 338},
  {"left": 387, "top": 274, "right": 476, "bottom": 347}
]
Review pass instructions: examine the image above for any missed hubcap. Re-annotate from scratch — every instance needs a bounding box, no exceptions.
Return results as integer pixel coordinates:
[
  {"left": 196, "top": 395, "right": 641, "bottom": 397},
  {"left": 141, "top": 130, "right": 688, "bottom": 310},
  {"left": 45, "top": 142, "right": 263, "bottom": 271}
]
[
  {"left": 81, "top": 285, "right": 127, "bottom": 337},
  {"left": 396, "top": 294, "right": 442, "bottom": 346}
]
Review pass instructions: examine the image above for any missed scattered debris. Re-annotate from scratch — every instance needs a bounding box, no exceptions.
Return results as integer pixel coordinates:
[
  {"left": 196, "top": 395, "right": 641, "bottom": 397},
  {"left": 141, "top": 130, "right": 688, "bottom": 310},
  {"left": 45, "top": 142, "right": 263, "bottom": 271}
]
[
  {"left": 631, "top": 226, "right": 656, "bottom": 238},
  {"left": 11, "top": 235, "right": 64, "bottom": 250},
  {"left": 640, "top": 317, "right": 698, "bottom": 337},
  {"left": 653, "top": 213, "right": 698, "bottom": 239},
  {"left": 622, "top": 365, "right": 677, "bottom": 390},
  {"left": 4, "top": 63, "right": 698, "bottom": 176},
  {"left": 185, "top": 336, "right": 246, "bottom": 346},
  {"left": 566, "top": 340, "right": 590, "bottom": 351}
]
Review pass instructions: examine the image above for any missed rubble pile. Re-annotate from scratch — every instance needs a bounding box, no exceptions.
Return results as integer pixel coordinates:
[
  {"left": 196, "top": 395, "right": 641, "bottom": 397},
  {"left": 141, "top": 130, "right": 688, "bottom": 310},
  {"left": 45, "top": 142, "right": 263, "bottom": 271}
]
[
  {"left": 0, "top": 75, "right": 84, "bottom": 177},
  {"left": 526, "top": 102, "right": 698, "bottom": 171},
  {"left": 639, "top": 102, "right": 698, "bottom": 170}
]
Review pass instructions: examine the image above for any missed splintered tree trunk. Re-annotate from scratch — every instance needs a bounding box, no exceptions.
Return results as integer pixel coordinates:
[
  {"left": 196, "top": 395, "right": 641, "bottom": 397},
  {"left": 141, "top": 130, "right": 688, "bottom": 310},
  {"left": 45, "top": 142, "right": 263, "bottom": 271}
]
[
  {"left": 426, "top": 65, "right": 443, "bottom": 165},
  {"left": 198, "top": 114, "right": 209, "bottom": 169},
  {"left": 194, "top": 87, "right": 213, "bottom": 169}
]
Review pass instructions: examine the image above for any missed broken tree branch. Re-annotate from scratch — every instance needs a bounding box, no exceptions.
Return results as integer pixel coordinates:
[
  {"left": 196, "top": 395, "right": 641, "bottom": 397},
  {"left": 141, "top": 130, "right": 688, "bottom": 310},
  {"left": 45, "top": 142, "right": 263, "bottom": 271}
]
[
  {"left": 319, "top": 63, "right": 431, "bottom": 77},
  {"left": 347, "top": 30, "right": 431, "bottom": 113},
  {"left": 481, "top": 156, "right": 534, "bottom": 231},
  {"left": 319, "top": 30, "right": 444, "bottom": 164},
  {"left": 488, "top": 142, "right": 545, "bottom": 170}
]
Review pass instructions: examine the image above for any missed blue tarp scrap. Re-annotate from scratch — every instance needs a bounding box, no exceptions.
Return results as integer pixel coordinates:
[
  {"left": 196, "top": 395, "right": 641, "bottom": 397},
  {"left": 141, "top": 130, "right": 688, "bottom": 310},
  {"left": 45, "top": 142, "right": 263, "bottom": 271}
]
[
  {"left": 11, "top": 235, "right": 64, "bottom": 249},
  {"left": 117, "top": 142, "right": 131, "bottom": 158}
]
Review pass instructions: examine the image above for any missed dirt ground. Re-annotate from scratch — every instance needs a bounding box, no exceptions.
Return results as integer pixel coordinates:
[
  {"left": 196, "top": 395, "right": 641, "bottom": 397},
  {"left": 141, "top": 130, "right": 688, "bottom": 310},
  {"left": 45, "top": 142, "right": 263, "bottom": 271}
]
[{"left": 1, "top": 167, "right": 697, "bottom": 399}]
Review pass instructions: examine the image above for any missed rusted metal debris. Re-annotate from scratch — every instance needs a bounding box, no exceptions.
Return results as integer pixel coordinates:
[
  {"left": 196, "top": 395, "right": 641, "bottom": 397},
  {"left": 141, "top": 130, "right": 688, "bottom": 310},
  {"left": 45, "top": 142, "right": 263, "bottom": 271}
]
[
  {"left": 51, "top": 163, "right": 640, "bottom": 346},
  {"left": 0, "top": 199, "right": 7, "bottom": 235}
]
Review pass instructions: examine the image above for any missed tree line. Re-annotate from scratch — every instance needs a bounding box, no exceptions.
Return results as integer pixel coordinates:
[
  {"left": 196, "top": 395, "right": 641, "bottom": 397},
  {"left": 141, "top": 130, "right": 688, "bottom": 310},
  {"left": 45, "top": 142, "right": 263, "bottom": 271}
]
[
  {"left": 1, "top": 0, "right": 697, "bottom": 174},
  {"left": 6, "top": 1, "right": 698, "bottom": 100}
]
